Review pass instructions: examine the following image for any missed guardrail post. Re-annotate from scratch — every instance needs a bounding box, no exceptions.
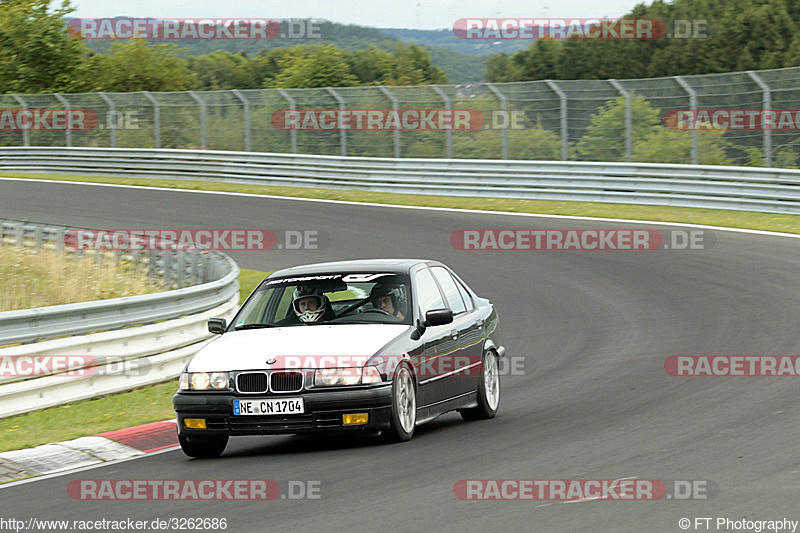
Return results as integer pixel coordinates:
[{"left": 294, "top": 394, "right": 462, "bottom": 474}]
[
  {"left": 609, "top": 80, "right": 633, "bottom": 162},
  {"left": 53, "top": 94, "right": 72, "bottom": 147},
  {"left": 277, "top": 88, "right": 298, "bottom": 154},
  {"left": 674, "top": 76, "right": 698, "bottom": 165},
  {"left": 142, "top": 91, "right": 160, "bottom": 148},
  {"left": 176, "top": 250, "right": 185, "bottom": 288},
  {"left": 14, "top": 222, "right": 23, "bottom": 248},
  {"left": 188, "top": 91, "right": 207, "bottom": 149},
  {"left": 747, "top": 71, "right": 772, "bottom": 167},
  {"left": 545, "top": 80, "right": 569, "bottom": 161},
  {"left": 431, "top": 85, "right": 453, "bottom": 159},
  {"left": 326, "top": 88, "right": 347, "bottom": 156},
  {"left": 11, "top": 95, "right": 29, "bottom": 147},
  {"left": 98, "top": 92, "right": 116, "bottom": 148},
  {"left": 486, "top": 83, "right": 509, "bottom": 160},
  {"left": 232, "top": 90, "right": 251, "bottom": 151},
  {"left": 379, "top": 86, "right": 401, "bottom": 158}
]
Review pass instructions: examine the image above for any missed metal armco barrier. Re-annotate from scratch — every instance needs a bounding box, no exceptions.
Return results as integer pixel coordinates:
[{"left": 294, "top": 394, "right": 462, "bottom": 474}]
[
  {"left": 0, "top": 217, "right": 239, "bottom": 345},
  {"left": 1, "top": 146, "right": 799, "bottom": 214},
  {"left": 0, "top": 217, "right": 242, "bottom": 416}
]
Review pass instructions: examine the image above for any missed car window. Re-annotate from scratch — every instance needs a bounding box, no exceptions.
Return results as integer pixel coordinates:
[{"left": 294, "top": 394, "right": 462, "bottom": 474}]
[
  {"left": 431, "top": 266, "right": 467, "bottom": 315},
  {"left": 414, "top": 268, "right": 446, "bottom": 315},
  {"left": 233, "top": 272, "right": 412, "bottom": 327},
  {"left": 455, "top": 279, "right": 474, "bottom": 312}
]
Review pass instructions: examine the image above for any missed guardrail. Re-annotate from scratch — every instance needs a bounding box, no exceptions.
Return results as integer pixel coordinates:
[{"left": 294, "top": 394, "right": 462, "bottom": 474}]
[
  {"left": 1, "top": 147, "right": 799, "bottom": 214},
  {"left": 0, "top": 218, "right": 239, "bottom": 345},
  {"left": 0, "top": 217, "right": 242, "bottom": 417}
]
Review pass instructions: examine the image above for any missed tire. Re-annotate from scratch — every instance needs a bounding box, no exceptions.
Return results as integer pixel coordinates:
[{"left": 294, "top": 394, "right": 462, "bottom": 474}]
[
  {"left": 460, "top": 350, "right": 500, "bottom": 421},
  {"left": 178, "top": 434, "right": 228, "bottom": 458},
  {"left": 383, "top": 365, "right": 417, "bottom": 442}
]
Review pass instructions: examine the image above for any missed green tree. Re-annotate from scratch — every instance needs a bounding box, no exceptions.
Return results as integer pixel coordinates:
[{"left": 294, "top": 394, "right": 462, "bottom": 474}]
[
  {"left": 0, "top": 0, "right": 92, "bottom": 93},
  {"left": 269, "top": 44, "right": 359, "bottom": 88},
  {"left": 88, "top": 41, "right": 196, "bottom": 92},
  {"left": 188, "top": 51, "right": 258, "bottom": 90},
  {"left": 576, "top": 95, "right": 661, "bottom": 161},
  {"left": 633, "top": 128, "right": 732, "bottom": 165}
]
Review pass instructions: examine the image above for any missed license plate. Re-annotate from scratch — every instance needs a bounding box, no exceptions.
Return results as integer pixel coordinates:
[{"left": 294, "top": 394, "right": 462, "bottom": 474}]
[{"left": 233, "top": 398, "right": 304, "bottom": 416}]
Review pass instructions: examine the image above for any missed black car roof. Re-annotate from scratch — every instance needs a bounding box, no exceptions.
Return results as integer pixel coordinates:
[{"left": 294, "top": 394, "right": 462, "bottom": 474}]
[{"left": 268, "top": 259, "right": 434, "bottom": 279}]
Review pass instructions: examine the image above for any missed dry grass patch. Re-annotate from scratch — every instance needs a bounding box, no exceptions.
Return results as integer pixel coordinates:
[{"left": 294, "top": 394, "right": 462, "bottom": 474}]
[{"left": 0, "top": 247, "right": 160, "bottom": 312}]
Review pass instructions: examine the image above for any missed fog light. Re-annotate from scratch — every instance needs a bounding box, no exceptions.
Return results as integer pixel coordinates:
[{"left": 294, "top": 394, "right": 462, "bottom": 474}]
[
  {"left": 342, "top": 413, "right": 368, "bottom": 425},
  {"left": 184, "top": 418, "right": 207, "bottom": 429}
]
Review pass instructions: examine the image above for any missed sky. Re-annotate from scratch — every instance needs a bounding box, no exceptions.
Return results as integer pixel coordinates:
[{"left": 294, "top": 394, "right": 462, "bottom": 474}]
[{"left": 71, "top": 0, "right": 650, "bottom": 30}]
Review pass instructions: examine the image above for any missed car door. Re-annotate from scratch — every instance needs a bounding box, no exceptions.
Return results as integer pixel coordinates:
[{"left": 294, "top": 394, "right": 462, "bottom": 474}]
[
  {"left": 412, "top": 267, "right": 455, "bottom": 408},
  {"left": 430, "top": 266, "right": 481, "bottom": 398}
]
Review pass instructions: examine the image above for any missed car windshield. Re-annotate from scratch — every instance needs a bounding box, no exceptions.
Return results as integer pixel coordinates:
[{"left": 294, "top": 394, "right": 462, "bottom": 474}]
[{"left": 232, "top": 272, "right": 412, "bottom": 328}]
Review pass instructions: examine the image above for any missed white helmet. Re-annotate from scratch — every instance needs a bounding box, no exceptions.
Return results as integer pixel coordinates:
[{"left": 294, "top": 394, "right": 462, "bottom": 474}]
[{"left": 292, "top": 286, "right": 328, "bottom": 323}]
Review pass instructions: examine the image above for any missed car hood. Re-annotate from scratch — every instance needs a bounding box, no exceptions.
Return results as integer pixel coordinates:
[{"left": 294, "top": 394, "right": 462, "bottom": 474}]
[{"left": 187, "top": 323, "right": 410, "bottom": 372}]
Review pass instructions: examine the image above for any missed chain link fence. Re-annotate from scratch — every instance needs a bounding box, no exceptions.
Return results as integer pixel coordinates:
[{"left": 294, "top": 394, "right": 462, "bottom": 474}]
[{"left": 3, "top": 66, "right": 800, "bottom": 167}]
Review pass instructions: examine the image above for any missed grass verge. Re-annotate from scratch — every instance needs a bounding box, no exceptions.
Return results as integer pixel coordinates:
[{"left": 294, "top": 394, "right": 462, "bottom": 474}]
[
  {"left": 0, "top": 268, "right": 267, "bottom": 453},
  {"left": 2, "top": 172, "right": 799, "bottom": 234},
  {"left": 0, "top": 246, "right": 158, "bottom": 312}
]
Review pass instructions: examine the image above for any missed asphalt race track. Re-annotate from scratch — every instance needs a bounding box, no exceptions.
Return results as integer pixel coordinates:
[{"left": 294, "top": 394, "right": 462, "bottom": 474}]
[{"left": 1, "top": 178, "right": 799, "bottom": 532}]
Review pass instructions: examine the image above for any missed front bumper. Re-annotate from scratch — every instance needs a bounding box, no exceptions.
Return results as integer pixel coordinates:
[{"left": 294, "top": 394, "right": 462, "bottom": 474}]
[{"left": 173, "top": 385, "right": 393, "bottom": 437}]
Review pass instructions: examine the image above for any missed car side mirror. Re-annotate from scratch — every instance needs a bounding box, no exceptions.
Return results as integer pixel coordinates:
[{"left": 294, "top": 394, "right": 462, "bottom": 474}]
[
  {"left": 208, "top": 317, "right": 227, "bottom": 334},
  {"left": 425, "top": 308, "right": 453, "bottom": 327},
  {"left": 410, "top": 308, "right": 454, "bottom": 340}
]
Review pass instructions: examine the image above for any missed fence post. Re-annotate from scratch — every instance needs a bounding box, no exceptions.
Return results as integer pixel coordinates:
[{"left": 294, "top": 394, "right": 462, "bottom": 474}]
[
  {"left": 379, "top": 86, "right": 401, "bottom": 158},
  {"left": 609, "top": 80, "right": 633, "bottom": 162},
  {"left": 98, "top": 92, "right": 116, "bottom": 148},
  {"left": 231, "top": 90, "right": 251, "bottom": 152},
  {"left": 11, "top": 95, "right": 30, "bottom": 147},
  {"left": 326, "top": 88, "right": 347, "bottom": 156},
  {"left": 277, "top": 88, "right": 298, "bottom": 154},
  {"left": 142, "top": 91, "right": 161, "bottom": 148},
  {"left": 53, "top": 94, "right": 72, "bottom": 147},
  {"left": 747, "top": 71, "right": 772, "bottom": 167},
  {"left": 674, "top": 76, "right": 698, "bottom": 165},
  {"left": 486, "top": 84, "right": 508, "bottom": 160},
  {"left": 545, "top": 80, "right": 569, "bottom": 161},
  {"left": 431, "top": 85, "right": 453, "bottom": 159},
  {"left": 188, "top": 91, "right": 208, "bottom": 149}
]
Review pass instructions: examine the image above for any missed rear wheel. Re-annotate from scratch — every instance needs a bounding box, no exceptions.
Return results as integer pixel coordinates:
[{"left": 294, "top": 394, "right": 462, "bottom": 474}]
[
  {"left": 178, "top": 434, "right": 228, "bottom": 458},
  {"left": 383, "top": 365, "right": 416, "bottom": 442},
  {"left": 460, "top": 350, "right": 500, "bottom": 421}
]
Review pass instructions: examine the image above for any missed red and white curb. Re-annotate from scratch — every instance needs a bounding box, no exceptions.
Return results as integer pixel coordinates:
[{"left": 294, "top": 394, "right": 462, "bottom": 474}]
[{"left": 0, "top": 420, "right": 179, "bottom": 483}]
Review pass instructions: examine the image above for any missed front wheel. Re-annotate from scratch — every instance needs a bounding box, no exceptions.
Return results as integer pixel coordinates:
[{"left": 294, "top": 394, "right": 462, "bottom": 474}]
[
  {"left": 383, "top": 365, "right": 417, "bottom": 442},
  {"left": 178, "top": 434, "right": 228, "bottom": 458},
  {"left": 460, "top": 350, "right": 500, "bottom": 421}
]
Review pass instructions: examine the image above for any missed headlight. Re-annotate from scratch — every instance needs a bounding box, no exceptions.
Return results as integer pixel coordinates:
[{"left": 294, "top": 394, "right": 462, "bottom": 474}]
[
  {"left": 314, "top": 367, "right": 383, "bottom": 387},
  {"left": 179, "top": 372, "right": 230, "bottom": 391}
]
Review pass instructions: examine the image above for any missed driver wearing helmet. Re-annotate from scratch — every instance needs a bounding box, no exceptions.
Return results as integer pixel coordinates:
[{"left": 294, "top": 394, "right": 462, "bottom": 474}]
[
  {"left": 290, "top": 285, "right": 331, "bottom": 324},
  {"left": 369, "top": 283, "right": 405, "bottom": 320}
]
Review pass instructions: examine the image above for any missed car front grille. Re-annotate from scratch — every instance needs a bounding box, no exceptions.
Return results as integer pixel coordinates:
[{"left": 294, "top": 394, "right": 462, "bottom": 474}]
[
  {"left": 236, "top": 372, "right": 268, "bottom": 393},
  {"left": 270, "top": 371, "right": 303, "bottom": 393}
]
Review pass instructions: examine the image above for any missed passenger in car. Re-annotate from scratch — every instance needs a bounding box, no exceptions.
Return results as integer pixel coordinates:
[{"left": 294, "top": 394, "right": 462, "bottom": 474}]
[{"left": 370, "top": 283, "right": 405, "bottom": 320}]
